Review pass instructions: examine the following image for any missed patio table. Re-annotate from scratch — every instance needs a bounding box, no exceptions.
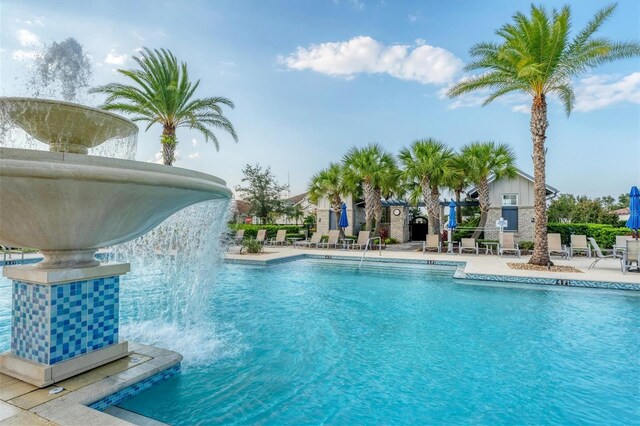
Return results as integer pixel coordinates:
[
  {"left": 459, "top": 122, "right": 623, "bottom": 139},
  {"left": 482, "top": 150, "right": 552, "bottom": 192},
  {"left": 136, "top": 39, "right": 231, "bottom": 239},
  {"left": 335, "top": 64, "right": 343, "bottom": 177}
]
[
  {"left": 339, "top": 238, "right": 353, "bottom": 250},
  {"left": 446, "top": 241, "right": 459, "bottom": 254},
  {"left": 481, "top": 242, "right": 499, "bottom": 255},
  {"left": 287, "top": 237, "right": 303, "bottom": 246}
]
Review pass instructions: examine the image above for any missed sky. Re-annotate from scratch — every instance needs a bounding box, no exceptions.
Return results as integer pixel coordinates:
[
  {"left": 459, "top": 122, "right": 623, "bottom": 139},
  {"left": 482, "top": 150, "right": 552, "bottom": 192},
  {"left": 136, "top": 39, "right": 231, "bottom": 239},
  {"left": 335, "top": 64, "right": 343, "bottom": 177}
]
[{"left": 1, "top": 0, "right": 639, "bottom": 199}]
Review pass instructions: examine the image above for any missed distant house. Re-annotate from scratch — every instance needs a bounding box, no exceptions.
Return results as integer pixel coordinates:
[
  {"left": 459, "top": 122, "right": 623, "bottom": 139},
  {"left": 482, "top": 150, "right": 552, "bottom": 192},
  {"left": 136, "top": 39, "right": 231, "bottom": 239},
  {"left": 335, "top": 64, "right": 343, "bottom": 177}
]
[
  {"left": 613, "top": 207, "right": 630, "bottom": 222},
  {"left": 316, "top": 167, "right": 559, "bottom": 243},
  {"left": 467, "top": 168, "right": 559, "bottom": 241},
  {"left": 274, "top": 192, "right": 317, "bottom": 225}
]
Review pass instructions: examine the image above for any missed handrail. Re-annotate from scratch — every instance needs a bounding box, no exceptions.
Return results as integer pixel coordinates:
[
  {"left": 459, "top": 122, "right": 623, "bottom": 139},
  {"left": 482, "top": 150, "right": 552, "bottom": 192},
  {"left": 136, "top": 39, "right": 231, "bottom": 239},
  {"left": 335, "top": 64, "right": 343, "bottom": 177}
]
[{"left": 358, "top": 237, "right": 381, "bottom": 269}]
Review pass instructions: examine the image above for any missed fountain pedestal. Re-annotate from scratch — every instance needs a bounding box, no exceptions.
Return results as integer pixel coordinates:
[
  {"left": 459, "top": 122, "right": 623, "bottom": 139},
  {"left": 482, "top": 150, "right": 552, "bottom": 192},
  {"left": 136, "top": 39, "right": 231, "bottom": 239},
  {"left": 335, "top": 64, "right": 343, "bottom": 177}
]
[{"left": 0, "top": 263, "right": 131, "bottom": 387}]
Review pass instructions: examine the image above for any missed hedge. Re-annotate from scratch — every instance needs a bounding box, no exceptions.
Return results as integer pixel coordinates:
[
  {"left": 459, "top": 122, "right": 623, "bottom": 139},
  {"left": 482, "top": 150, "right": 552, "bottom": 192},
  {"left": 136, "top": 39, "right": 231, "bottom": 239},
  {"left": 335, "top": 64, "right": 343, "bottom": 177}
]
[
  {"left": 228, "top": 224, "right": 301, "bottom": 240},
  {"left": 547, "top": 223, "right": 633, "bottom": 248}
]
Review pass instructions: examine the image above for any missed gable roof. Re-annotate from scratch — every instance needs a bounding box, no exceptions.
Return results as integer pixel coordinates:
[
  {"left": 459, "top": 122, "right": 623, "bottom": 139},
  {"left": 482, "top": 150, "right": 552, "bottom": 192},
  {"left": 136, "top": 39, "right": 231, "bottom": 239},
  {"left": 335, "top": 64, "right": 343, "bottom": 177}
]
[
  {"left": 287, "top": 191, "right": 309, "bottom": 205},
  {"left": 466, "top": 168, "right": 558, "bottom": 198}
]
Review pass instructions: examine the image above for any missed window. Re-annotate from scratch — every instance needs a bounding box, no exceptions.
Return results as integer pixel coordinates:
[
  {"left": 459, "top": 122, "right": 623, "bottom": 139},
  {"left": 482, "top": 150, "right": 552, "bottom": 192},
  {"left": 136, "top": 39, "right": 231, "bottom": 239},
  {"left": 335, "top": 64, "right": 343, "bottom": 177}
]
[{"left": 502, "top": 194, "right": 518, "bottom": 207}]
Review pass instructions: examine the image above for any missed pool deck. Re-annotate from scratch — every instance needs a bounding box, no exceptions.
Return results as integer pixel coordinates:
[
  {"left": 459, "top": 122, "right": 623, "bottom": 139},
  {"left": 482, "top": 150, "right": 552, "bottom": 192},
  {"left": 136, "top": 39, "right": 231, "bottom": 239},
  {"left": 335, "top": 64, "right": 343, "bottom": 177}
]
[
  {"left": 225, "top": 246, "right": 640, "bottom": 289},
  {"left": 0, "top": 342, "right": 179, "bottom": 425}
]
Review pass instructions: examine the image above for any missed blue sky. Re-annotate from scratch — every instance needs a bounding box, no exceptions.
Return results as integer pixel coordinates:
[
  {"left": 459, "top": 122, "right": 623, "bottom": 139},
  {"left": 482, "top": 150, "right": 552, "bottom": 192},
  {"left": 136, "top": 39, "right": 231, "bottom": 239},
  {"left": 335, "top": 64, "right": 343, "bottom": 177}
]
[{"left": 1, "top": 0, "right": 639, "bottom": 198}]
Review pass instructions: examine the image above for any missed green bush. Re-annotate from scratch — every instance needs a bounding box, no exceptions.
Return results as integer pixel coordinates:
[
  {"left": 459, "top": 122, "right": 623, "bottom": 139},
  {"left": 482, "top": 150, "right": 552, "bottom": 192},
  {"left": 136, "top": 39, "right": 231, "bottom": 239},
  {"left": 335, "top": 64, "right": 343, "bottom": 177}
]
[
  {"left": 229, "top": 224, "right": 300, "bottom": 240},
  {"left": 241, "top": 238, "right": 263, "bottom": 254},
  {"left": 518, "top": 241, "right": 534, "bottom": 250},
  {"left": 384, "top": 237, "right": 399, "bottom": 245},
  {"left": 547, "top": 223, "right": 633, "bottom": 248},
  {"left": 453, "top": 217, "right": 480, "bottom": 241}
]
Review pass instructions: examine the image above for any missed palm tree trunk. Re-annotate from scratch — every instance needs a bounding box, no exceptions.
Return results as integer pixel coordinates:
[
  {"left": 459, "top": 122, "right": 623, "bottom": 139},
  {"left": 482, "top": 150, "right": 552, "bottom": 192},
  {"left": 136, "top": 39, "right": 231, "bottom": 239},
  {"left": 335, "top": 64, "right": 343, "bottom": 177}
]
[
  {"left": 529, "top": 94, "right": 552, "bottom": 266},
  {"left": 373, "top": 188, "right": 383, "bottom": 237},
  {"left": 332, "top": 195, "right": 344, "bottom": 238},
  {"left": 473, "top": 178, "right": 490, "bottom": 239},
  {"left": 421, "top": 178, "right": 436, "bottom": 235},
  {"left": 455, "top": 189, "right": 463, "bottom": 224},
  {"left": 363, "top": 180, "right": 375, "bottom": 232},
  {"left": 427, "top": 186, "right": 441, "bottom": 235},
  {"left": 161, "top": 125, "right": 177, "bottom": 166}
]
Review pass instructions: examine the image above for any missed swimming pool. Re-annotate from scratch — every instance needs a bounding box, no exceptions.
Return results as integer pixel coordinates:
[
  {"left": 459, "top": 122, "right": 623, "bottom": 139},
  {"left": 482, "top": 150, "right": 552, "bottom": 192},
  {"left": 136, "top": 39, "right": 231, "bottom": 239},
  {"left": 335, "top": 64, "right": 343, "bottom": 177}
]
[{"left": 1, "top": 259, "right": 638, "bottom": 424}]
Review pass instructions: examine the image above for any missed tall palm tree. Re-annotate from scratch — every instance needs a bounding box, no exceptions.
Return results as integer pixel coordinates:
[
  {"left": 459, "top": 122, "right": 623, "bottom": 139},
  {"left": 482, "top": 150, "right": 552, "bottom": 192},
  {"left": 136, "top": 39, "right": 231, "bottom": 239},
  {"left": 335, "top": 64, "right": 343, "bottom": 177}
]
[
  {"left": 90, "top": 48, "right": 238, "bottom": 165},
  {"left": 460, "top": 142, "right": 517, "bottom": 239},
  {"left": 308, "top": 163, "right": 350, "bottom": 237},
  {"left": 398, "top": 139, "right": 455, "bottom": 235},
  {"left": 343, "top": 143, "right": 397, "bottom": 235},
  {"left": 448, "top": 4, "right": 639, "bottom": 265}
]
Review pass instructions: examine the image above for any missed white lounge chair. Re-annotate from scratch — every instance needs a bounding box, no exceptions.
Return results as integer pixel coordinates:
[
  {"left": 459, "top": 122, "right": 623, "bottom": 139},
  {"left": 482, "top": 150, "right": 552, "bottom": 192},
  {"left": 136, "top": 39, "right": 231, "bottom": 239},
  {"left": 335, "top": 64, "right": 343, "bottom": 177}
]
[
  {"left": 499, "top": 233, "right": 520, "bottom": 257},
  {"left": 548, "top": 233, "right": 569, "bottom": 259},
  {"left": 423, "top": 234, "right": 441, "bottom": 254},
  {"left": 294, "top": 232, "right": 322, "bottom": 248},
  {"left": 614, "top": 235, "right": 633, "bottom": 257},
  {"left": 622, "top": 240, "right": 640, "bottom": 274},
  {"left": 268, "top": 229, "right": 287, "bottom": 246},
  {"left": 569, "top": 235, "right": 591, "bottom": 258},
  {"left": 255, "top": 229, "right": 267, "bottom": 244},
  {"left": 351, "top": 231, "right": 371, "bottom": 250},
  {"left": 318, "top": 230, "right": 340, "bottom": 249},
  {"left": 234, "top": 229, "right": 245, "bottom": 245},
  {"left": 588, "top": 237, "right": 621, "bottom": 269},
  {"left": 459, "top": 238, "right": 479, "bottom": 255}
]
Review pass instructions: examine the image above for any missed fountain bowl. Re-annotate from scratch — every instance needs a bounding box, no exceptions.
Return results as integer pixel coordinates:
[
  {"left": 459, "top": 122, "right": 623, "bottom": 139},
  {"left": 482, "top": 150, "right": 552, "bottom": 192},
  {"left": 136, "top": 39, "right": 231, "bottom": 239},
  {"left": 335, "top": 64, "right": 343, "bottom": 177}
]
[
  {"left": 0, "top": 148, "right": 232, "bottom": 268},
  {"left": 0, "top": 97, "right": 138, "bottom": 154}
]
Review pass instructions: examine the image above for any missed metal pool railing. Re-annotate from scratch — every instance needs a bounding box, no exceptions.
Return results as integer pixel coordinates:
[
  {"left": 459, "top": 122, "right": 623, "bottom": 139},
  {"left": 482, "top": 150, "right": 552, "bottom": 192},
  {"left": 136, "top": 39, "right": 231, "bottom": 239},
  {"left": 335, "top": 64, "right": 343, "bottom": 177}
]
[{"left": 359, "top": 237, "right": 382, "bottom": 269}]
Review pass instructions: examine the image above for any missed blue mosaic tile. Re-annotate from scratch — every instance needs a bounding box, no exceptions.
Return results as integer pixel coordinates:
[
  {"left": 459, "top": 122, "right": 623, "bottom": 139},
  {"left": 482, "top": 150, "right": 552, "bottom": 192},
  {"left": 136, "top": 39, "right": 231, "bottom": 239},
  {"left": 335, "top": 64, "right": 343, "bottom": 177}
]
[
  {"left": 11, "top": 276, "right": 121, "bottom": 365},
  {"left": 89, "top": 364, "right": 180, "bottom": 411}
]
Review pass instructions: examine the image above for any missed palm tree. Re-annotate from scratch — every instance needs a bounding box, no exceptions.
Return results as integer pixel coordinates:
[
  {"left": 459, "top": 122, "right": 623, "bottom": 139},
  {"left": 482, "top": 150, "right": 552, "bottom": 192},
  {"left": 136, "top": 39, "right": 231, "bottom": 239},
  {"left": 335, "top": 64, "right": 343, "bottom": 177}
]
[
  {"left": 308, "top": 163, "right": 350, "bottom": 237},
  {"left": 448, "top": 4, "right": 639, "bottom": 265},
  {"left": 90, "top": 48, "right": 238, "bottom": 165},
  {"left": 398, "top": 139, "right": 455, "bottom": 235},
  {"left": 343, "top": 144, "right": 397, "bottom": 235},
  {"left": 460, "top": 142, "right": 517, "bottom": 239}
]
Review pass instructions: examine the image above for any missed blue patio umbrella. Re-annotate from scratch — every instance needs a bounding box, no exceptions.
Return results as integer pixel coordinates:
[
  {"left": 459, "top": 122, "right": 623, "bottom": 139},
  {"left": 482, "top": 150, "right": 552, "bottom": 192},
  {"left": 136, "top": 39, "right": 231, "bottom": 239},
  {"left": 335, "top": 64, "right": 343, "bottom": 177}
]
[
  {"left": 626, "top": 186, "right": 640, "bottom": 239},
  {"left": 339, "top": 202, "right": 349, "bottom": 229},
  {"left": 448, "top": 200, "right": 457, "bottom": 230}
]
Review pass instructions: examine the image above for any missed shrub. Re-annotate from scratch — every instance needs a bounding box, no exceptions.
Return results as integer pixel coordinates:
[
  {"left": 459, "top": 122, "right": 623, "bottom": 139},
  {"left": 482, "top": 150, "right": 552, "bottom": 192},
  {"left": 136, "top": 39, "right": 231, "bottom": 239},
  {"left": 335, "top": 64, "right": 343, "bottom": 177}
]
[
  {"left": 547, "top": 223, "right": 633, "bottom": 248},
  {"left": 385, "top": 237, "right": 399, "bottom": 244},
  {"left": 229, "top": 224, "right": 300, "bottom": 240},
  {"left": 453, "top": 217, "right": 480, "bottom": 241},
  {"left": 241, "top": 238, "right": 263, "bottom": 254},
  {"left": 518, "top": 241, "right": 534, "bottom": 250}
]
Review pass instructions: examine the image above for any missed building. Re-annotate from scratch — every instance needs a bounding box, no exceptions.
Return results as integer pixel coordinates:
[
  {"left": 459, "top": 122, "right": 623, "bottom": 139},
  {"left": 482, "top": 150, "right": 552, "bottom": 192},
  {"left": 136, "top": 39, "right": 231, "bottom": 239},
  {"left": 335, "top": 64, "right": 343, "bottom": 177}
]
[{"left": 466, "top": 168, "right": 558, "bottom": 241}]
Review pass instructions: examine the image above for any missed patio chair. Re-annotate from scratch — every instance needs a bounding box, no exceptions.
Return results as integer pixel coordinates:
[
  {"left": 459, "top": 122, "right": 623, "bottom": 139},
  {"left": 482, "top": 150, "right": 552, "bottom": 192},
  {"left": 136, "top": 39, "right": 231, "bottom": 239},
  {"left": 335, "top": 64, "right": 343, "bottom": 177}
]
[
  {"left": 318, "top": 230, "right": 340, "bottom": 249},
  {"left": 234, "top": 229, "right": 245, "bottom": 245},
  {"left": 268, "top": 229, "right": 287, "bottom": 246},
  {"left": 569, "top": 235, "right": 591, "bottom": 258},
  {"left": 294, "top": 232, "right": 322, "bottom": 248},
  {"left": 622, "top": 240, "right": 640, "bottom": 274},
  {"left": 459, "top": 238, "right": 479, "bottom": 255},
  {"left": 548, "top": 233, "right": 569, "bottom": 259},
  {"left": 422, "top": 234, "right": 441, "bottom": 254},
  {"left": 499, "top": 232, "right": 520, "bottom": 257},
  {"left": 614, "top": 235, "right": 632, "bottom": 257},
  {"left": 588, "top": 238, "right": 621, "bottom": 269},
  {"left": 351, "top": 231, "right": 371, "bottom": 250},
  {"left": 255, "top": 229, "right": 267, "bottom": 244}
]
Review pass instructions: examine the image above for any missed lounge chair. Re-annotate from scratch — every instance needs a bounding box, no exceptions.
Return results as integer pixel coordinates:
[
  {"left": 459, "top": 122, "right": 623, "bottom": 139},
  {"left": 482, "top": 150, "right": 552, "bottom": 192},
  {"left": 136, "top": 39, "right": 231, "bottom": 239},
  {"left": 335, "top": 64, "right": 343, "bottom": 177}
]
[
  {"left": 459, "top": 238, "right": 479, "bottom": 255},
  {"left": 588, "top": 238, "right": 621, "bottom": 269},
  {"left": 614, "top": 235, "right": 632, "bottom": 257},
  {"left": 499, "top": 233, "right": 520, "bottom": 257},
  {"left": 255, "top": 229, "right": 267, "bottom": 244},
  {"left": 351, "top": 231, "right": 371, "bottom": 250},
  {"left": 294, "top": 232, "right": 321, "bottom": 248},
  {"left": 622, "top": 240, "right": 640, "bottom": 274},
  {"left": 548, "top": 233, "right": 569, "bottom": 259},
  {"left": 318, "top": 230, "right": 340, "bottom": 249},
  {"left": 569, "top": 235, "right": 591, "bottom": 258},
  {"left": 268, "top": 229, "right": 287, "bottom": 246},
  {"left": 422, "top": 234, "right": 441, "bottom": 254},
  {"left": 234, "top": 229, "right": 245, "bottom": 245}
]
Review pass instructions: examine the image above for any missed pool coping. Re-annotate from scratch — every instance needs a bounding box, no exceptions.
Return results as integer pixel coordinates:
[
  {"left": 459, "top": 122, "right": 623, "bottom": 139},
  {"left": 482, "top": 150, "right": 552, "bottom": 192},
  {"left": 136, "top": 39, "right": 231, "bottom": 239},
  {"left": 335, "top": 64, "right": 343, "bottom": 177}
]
[{"left": 224, "top": 252, "right": 640, "bottom": 292}]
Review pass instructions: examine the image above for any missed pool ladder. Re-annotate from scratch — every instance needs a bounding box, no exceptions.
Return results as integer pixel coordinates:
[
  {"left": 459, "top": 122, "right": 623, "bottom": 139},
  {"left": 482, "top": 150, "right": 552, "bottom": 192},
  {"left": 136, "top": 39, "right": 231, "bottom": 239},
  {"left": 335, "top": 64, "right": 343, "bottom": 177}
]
[{"left": 358, "top": 237, "right": 382, "bottom": 269}]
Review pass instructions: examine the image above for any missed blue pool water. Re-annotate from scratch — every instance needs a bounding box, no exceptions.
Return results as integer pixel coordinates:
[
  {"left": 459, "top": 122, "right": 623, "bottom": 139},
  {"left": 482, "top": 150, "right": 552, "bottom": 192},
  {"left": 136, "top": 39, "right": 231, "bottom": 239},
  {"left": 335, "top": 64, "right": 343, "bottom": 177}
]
[{"left": 1, "top": 260, "right": 639, "bottom": 424}]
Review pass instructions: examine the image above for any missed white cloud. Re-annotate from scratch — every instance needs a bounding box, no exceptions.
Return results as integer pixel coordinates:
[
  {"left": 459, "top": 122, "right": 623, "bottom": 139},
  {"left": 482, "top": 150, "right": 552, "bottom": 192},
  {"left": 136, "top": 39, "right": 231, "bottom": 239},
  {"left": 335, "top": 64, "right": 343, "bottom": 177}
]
[
  {"left": 15, "top": 29, "right": 40, "bottom": 47},
  {"left": 408, "top": 12, "right": 422, "bottom": 23},
  {"left": 12, "top": 49, "right": 39, "bottom": 61},
  {"left": 279, "top": 36, "right": 462, "bottom": 85},
  {"left": 149, "top": 151, "right": 164, "bottom": 164},
  {"left": 187, "top": 152, "right": 200, "bottom": 159},
  {"left": 512, "top": 104, "right": 530, "bottom": 114},
  {"left": 191, "top": 138, "right": 198, "bottom": 146},
  {"left": 105, "top": 49, "right": 126, "bottom": 65},
  {"left": 574, "top": 72, "right": 640, "bottom": 112}
]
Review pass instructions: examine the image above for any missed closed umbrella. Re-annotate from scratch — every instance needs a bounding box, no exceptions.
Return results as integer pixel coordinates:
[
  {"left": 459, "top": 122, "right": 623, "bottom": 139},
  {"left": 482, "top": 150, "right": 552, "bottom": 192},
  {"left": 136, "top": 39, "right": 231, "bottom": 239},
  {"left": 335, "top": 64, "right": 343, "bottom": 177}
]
[
  {"left": 447, "top": 200, "right": 456, "bottom": 251},
  {"left": 339, "top": 202, "right": 349, "bottom": 230},
  {"left": 626, "top": 186, "right": 640, "bottom": 240}
]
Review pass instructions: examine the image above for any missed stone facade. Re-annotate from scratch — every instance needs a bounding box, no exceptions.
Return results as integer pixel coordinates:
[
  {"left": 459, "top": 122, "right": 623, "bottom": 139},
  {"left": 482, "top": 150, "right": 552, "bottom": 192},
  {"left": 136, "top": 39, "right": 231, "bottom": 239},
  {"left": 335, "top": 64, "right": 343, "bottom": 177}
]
[
  {"left": 485, "top": 207, "right": 535, "bottom": 241},
  {"left": 390, "top": 206, "right": 410, "bottom": 242}
]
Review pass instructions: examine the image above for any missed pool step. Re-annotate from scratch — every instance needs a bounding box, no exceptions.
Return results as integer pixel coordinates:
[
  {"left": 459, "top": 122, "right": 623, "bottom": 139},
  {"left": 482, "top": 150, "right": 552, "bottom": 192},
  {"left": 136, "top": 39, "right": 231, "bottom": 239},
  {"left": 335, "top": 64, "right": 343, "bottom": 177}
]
[{"left": 104, "top": 406, "right": 168, "bottom": 426}]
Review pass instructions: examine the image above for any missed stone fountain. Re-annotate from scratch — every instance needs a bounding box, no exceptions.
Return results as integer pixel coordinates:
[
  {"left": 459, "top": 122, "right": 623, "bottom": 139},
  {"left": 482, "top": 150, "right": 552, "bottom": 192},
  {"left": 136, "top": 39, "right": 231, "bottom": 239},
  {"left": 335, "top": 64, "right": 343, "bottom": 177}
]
[{"left": 0, "top": 97, "right": 232, "bottom": 387}]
